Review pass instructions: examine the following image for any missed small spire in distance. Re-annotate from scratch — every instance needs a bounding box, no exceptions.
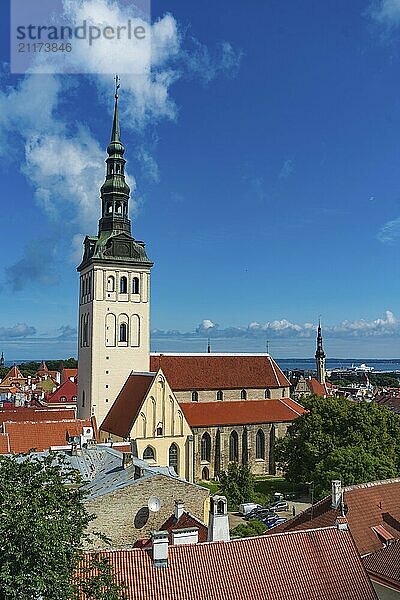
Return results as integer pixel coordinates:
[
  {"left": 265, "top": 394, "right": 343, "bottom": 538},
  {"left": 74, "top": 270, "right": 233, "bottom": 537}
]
[
  {"left": 111, "top": 74, "right": 121, "bottom": 143},
  {"left": 207, "top": 338, "right": 211, "bottom": 353}
]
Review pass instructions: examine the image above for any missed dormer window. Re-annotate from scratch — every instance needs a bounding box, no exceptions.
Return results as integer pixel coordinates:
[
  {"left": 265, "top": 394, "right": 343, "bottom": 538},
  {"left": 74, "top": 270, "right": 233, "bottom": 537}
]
[{"left": 191, "top": 391, "right": 198, "bottom": 402}]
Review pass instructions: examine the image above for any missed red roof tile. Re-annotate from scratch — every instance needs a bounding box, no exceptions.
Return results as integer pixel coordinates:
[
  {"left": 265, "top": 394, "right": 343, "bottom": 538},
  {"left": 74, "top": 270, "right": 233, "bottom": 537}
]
[
  {"left": 308, "top": 378, "right": 327, "bottom": 396},
  {"left": 45, "top": 379, "right": 77, "bottom": 404},
  {"left": 363, "top": 540, "right": 400, "bottom": 589},
  {"left": 0, "top": 408, "right": 75, "bottom": 423},
  {"left": 1, "top": 418, "right": 93, "bottom": 453},
  {"left": 101, "top": 373, "right": 155, "bottom": 437},
  {"left": 79, "top": 528, "right": 377, "bottom": 600},
  {"left": 150, "top": 354, "right": 290, "bottom": 390},
  {"left": 0, "top": 433, "right": 9, "bottom": 453},
  {"left": 63, "top": 368, "right": 78, "bottom": 381},
  {"left": 269, "top": 479, "right": 400, "bottom": 555},
  {"left": 181, "top": 398, "right": 305, "bottom": 428}
]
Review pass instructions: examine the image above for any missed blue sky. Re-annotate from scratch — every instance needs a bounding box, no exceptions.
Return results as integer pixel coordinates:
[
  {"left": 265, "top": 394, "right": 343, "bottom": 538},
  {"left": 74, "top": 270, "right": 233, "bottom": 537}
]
[{"left": 0, "top": 0, "right": 400, "bottom": 360}]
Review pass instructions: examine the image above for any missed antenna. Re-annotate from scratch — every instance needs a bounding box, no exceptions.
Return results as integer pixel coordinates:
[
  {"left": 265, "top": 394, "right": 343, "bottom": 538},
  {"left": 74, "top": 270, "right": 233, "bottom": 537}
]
[
  {"left": 148, "top": 496, "right": 161, "bottom": 513},
  {"left": 266, "top": 340, "right": 270, "bottom": 355}
]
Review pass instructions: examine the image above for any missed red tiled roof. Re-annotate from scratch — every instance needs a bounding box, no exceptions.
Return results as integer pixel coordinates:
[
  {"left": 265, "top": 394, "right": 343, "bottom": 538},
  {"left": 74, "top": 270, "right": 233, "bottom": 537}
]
[
  {"left": 63, "top": 368, "right": 78, "bottom": 381},
  {"left": 269, "top": 479, "right": 400, "bottom": 555},
  {"left": 79, "top": 528, "right": 377, "bottom": 600},
  {"left": 0, "top": 408, "right": 75, "bottom": 423},
  {"left": 363, "top": 540, "right": 400, "bottom": 589},
  {"left": 181, "top": 398, "right": 305, "bottom": 428},
  {"left": 37, "top": 361, "right": 49, "bottom": 372},
  {"left": 101, "top": 373, "right": 155, "bottom": 437},
  {"left": 1, "top": 418, "right": 93, "bottom": 453},
  {"left": 1, "top": 365, "right": 25, "bottom": 385},
  {"left": 150, "top": 354, "right": 290, "bottom": 390},
  {"left": 0, "top": 433, "right": 9, "bottom": 453},
  {"left": 308, "top": 378, "right": 327, "bottom": 396},
  {"left": 136, "top": 512, "right": 208, "bottom": 549},
  {"left": 45, "top": 379, "right": 77, "bottom": 404}
]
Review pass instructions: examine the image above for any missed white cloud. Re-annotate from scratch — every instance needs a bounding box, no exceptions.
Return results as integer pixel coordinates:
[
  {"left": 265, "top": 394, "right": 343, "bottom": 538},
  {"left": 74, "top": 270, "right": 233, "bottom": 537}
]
[
  {"left": 377, "top": 217, "right": 400, "bottom": 244},
  {"left": 0, "top": 323, "right": 37, "bottom": 339},
  {"left": 368, "top": 0, "right": 400, "bottom": 26},
  {"left": 279, "top": 159, "right": 294, "bottom": 179},
  {"left": 153, "top": 311, "right": 400, "bottom": 340}
]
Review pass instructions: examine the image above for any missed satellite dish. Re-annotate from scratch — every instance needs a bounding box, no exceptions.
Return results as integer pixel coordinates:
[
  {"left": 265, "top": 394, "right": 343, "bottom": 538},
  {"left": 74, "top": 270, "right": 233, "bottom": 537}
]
[{"left": 148, "top": 496, "right": 161, "bottom": 513}]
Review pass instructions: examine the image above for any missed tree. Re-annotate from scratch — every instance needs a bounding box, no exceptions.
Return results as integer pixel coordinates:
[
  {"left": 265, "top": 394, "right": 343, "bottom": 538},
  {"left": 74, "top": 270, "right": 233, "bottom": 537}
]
[
  {"left": 276, "top": 396, "right": 400, "bottom": 498},
  {"left": 76, "top": 554, "right": 128, "bottom": 600},
  {"left": 0, "top": 452, "right": 92, "bottom": 600},
  {"left": 231, "top": 519, "right": 266, "bottom": 539},
  {"left": 219, "top": 463, "right": 255, "bottom": 509}
]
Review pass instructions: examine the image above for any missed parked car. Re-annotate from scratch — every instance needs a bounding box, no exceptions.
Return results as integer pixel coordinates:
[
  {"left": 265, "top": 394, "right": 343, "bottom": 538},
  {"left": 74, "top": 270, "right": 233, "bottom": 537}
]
[
  {"left": 260, "top": 514, "right": 280, "bottom": 526},
  {"left": 268, "top": 501, "right": 289, "bottom": 512},
  {"left": 284, "top": 493, "right": 296, "bottom": 500},
  {"left": 268, "top": 517, "right": 287, "bottom": 529},
  {"left": 238, "top": 503, "right": 262, "bottom": 516},
  {"left": 244, "top": 508, "right": 275, "bottom": 521}
]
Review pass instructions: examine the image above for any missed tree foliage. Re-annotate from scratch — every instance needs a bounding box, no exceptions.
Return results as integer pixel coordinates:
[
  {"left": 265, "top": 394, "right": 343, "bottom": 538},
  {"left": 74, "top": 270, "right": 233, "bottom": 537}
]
[
  {"left": 231, "top": 519, "right": 266, "bottom": 538},
  {"left": 219, "top": 463, "right": 255, "bottom": 509},
  {"left": 276, "top": 396, "right": 400, "bottom": 498},
  {"left": 0, "top": 452, "right": 96, "bottom": 600}
]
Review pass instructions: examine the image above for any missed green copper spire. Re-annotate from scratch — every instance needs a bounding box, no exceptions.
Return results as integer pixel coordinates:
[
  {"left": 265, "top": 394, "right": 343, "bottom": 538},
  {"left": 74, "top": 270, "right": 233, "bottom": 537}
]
[{"left": 99, "top": 76, "right": 131, "bottom": 235}]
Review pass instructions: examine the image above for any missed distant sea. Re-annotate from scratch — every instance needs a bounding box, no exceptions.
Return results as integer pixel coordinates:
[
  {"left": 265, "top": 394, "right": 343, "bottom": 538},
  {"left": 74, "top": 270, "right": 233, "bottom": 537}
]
[{"left": 4, "top": 358, "right": 400, "bottom": 373}]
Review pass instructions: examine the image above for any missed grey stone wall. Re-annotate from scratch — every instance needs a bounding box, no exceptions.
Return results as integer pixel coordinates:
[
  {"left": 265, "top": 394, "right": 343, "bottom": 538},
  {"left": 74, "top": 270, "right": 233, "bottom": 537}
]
[{"left": 84, "top": 473, "right": 208, "bottom": 549}]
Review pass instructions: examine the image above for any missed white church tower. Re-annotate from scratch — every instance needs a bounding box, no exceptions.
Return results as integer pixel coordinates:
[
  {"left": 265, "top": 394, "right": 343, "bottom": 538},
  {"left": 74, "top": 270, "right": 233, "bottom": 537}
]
[{"left": 77, "top": 78, "right": 153, "bottom": 425}]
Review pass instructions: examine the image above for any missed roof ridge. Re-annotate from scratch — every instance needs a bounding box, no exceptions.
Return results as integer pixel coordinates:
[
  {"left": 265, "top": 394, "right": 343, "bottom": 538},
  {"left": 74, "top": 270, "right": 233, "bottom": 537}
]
[
  {"left": 344, "top": 478, "right": 400, "bottom": 492},
  {"left": 268, "top": 356, "right": 281, "bottom": 387}
]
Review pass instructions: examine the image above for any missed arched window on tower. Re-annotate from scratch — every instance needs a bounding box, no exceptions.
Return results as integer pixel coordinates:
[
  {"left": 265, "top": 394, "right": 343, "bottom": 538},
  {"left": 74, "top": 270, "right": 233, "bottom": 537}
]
[
  {"left": 201, "top": 432, "right": 211, "bottom": 462},
  {"left": 240, "top": 389, "right": 247, "bottom": 400},
  {"left": 216, "top": 390, "right": 223, "bottom": 401},
  {"left": 115, "top": 201, "right": 122, "bottom": 214},
  {"left": 120, "top": 276, "right": 127, "bottom": 294},
  {"left": 229, "top": 430, "right": 239, "bottom": 462},
  {"left": 119, "top": 323, "right": 128, "bottom": 343},
  {"left": 107, "top": 202, "right": 113, "bottom": 213},
  {"left": 116, "top": 164, "right": 121, "bottom": 174},
  {"left": 265, "top": 389, "right": 271, "bottom": 399},
  {"left": 256, "top": 429, "right": 265, "bottom": 460},
  {"left": 107, "top": 276, "right": 115, "bottom": 292},
  {"left": 169, "top": 443, "right": 179, "bottom": 475},
  {"left": 132, "top": 277, "right": 140, "bottom": 294},
  {"left": 191, "top": 391, "right": 198, "bottom": 402}
]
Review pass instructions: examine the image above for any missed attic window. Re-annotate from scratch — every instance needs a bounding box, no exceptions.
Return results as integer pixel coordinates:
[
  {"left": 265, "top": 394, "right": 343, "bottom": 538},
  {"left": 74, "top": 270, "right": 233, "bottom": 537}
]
[{"left": 60, "top": 396, "right": 67, "bottom": 402}]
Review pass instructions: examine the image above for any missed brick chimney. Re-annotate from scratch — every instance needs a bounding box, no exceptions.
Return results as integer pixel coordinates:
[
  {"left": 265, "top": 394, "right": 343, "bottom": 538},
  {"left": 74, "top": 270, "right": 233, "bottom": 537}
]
[
  {"left": 152, "top": 531, "right": 169, "bottom": 568},
  {"left": 331, "top": 480, "right": 342, "bottom": 509},
  {"left": 174, "top": 499, "right": 185, "bottom": 521},
  {"left": 208, "top": 495, "right": 230, "bottom": 542},
  {"left": 122, "top": 452, "right": 134, "bottom": 469}
]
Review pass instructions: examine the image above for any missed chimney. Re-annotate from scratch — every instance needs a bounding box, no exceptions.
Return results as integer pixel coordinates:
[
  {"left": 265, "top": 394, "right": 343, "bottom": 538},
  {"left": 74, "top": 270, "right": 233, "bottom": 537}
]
[
  {"left": 331, "top": 480, "right": 342, "bottom": 509},
  {"left": 335, "top": 516, "right": 348, "bottom": 531},
  {"left": 122, "top": 452, "right": 134, "bottom": 469},
  {"left": 208, "top": 495, "right": 230, "bottom": 542},
  {"left": 174, "top": 499, "right": 185, "bottom": 521},
  {"left": 152, "top": 531, "right": 169, "bottom": 568},
  {"left": 172, "top": 527, "right": 199, "bottom": 546}
]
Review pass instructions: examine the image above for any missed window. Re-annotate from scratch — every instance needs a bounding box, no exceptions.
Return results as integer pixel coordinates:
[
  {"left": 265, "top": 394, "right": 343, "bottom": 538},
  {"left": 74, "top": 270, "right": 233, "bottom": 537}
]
[
  {"left": 256, "top": 429, "right": 265, "bottom": 459},
  {"left": 120, "top": 276, "right": 128, "bottom": 294},
  {"left": 229, "top": 431, "right": 239, "bottom": 462},
  {"left": 143, "top": 446, "right": 155, "bottom": 461},
  {"left": 72, "top": 396, "right": 77, "bottom": 402},
  {"left": 156, "top": 422, "right": 163, "bottom": 436},
  {"left": 82, "top": 390, "right": 85, "bottom": 407},
  {"left": 202, "top": 466, "right": 210, "bottom": 480},
  {"left": 60, "top": 396, "right": 67, "bottom": 402},
  {"left": 240, "top": 389, "right": 247, "bottom": 400},
  {"left": 115, "top": 201, "right": 122, "bottom": 213},
  {"left": 201, "top": 432, "right": 211, "bottom": 462},
  {"left": 217, "top": 500, "right": 225, "bottom": 515},
  {"left": 119, "top": 323, "right": 128, "bottom": 342},
  {"left": 107, "top": 276, "right": 115, "bottom": 292},
  {"left": 191, "top": 391, "right": 198, "bottom": 402},
  {"left": 282, "top": 388, "right": 286, "bottom": 398},
  {"left": 132, "top": 277, "right": 140, "bottom": 294},
  {"left": 265, "top": 389, "right": 271, "bottom": 399},
  {"left": 216, "top": 390, "right": 223, "bottom": 401},
  {"left": 169, "top": 443, "right": 179, "bottom": 475}
]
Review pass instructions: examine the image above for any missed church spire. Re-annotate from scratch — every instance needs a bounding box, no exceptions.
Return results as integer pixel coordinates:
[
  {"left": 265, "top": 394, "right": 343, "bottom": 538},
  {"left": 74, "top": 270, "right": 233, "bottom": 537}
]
[
  {"left": 98, "top": 76, "right": 131, "bottom": 235},
  {"left": 315, "top": 318, "right": 326, "bottom": 385}
]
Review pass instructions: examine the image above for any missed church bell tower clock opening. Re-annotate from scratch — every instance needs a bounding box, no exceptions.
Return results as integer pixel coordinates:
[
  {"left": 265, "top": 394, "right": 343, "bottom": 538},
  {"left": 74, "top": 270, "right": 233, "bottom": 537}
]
[{"left": 77, "top": 77, "right": 153, "bottom": 425}]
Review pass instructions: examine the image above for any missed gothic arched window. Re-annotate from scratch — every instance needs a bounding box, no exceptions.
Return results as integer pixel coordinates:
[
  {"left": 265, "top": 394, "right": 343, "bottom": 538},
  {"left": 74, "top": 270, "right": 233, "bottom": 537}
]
[
  {"left": 191, "top": 391, "right": 198, "bottom": 402},
  {"left": 216, "top": 390, "right": 223, "bottom": 401},
  {"left": 240, "top": 389, "right": 247, "bottom": 400},
  {"left": 120, "top": 276, "right": 128, "bottom": 294},
  {"left": 107, "top": 276, "right": 115, "bottom": 292},
  {"left": 265, "top": 389, "right": 271, "bottom": 399},
  {"left": 229, "top": 430, "right": 239, "bottom": 462},
  {"left": 256, "top": 429, "right": 265, "bottom": 460},
  {"left": 132, "top": 277, "right": 140, "bottom": 294},
  {"left": 119, "top": 323, "right": 128, "bottom": 343},
  {"left": 143, "top": 446, "right": 155, "bottom": 461},
  {"left": 201, "top": 432, "right": 211, "bottom": 462},
  {"left": 169, "top": 443, "right": 179, "bottom": 475},
  {"left": 202, "top": 466, "right": 209, "bottom": 480}
]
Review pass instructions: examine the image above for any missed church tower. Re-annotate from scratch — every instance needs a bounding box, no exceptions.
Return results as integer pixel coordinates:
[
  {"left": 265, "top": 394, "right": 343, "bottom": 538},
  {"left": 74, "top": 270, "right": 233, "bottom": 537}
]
[
  {"left": 315, "top": 320, "right": 326, "bottom": 385},
  {"left": 77, "top": 79, "right": 153, "bottom": 425}
]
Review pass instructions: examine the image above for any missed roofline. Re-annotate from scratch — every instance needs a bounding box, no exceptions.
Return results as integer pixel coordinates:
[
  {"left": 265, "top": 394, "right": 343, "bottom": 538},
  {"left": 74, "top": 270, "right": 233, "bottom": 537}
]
[{"left": 150, "top": 352, "right": 271, "bottom": 357}]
